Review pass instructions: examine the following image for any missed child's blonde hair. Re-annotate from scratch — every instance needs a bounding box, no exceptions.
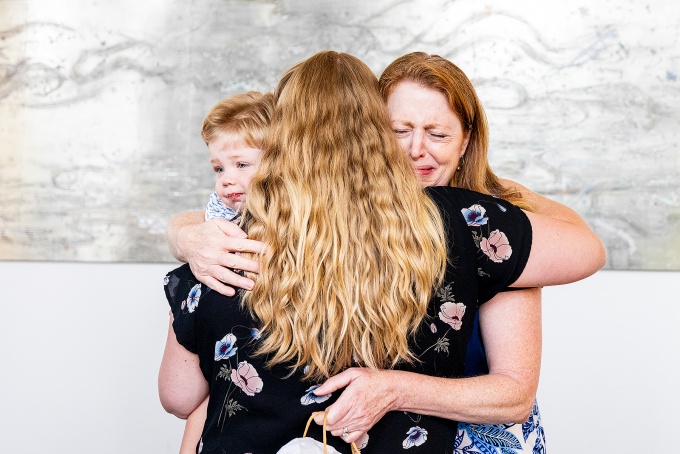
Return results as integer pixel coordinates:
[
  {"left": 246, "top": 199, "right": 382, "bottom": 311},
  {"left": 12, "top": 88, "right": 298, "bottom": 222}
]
[{"left": 201, "top": 92, "right": 275, "bottom": 147}]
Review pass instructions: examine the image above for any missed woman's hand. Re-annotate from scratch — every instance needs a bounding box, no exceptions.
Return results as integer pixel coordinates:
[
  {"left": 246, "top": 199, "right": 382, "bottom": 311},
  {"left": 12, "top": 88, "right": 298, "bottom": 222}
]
[
  {"left": 165, "top": 211, "right": 267, "bottom": 296},
  {"left": 313, "top": 368, "right": 400, "bottom": 444}
]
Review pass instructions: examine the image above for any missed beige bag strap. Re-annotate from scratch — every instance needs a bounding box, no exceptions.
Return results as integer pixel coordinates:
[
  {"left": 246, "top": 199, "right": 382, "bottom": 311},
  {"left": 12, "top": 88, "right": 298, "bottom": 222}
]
[{"left": 303, "top": 411, "right": 361, "bottom": 454}]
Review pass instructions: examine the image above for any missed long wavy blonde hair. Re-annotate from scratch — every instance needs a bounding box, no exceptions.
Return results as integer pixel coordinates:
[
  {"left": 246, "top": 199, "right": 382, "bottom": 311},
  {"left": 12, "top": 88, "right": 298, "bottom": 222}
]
[
  {"left": 379, "top": 52, "right": 532, "bottom": 211},
  {"left": 242, "top": 51, "right": 447, "bottom": 381}
]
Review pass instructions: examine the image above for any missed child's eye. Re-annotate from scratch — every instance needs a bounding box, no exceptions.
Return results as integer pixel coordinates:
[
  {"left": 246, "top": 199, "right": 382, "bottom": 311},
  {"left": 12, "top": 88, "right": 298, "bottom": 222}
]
[
  {"left": 236, "top": 162, "right": 250, "bottom": 169},
  {"left": 213, "top": 167, "right": 223, "bottom": 174}
]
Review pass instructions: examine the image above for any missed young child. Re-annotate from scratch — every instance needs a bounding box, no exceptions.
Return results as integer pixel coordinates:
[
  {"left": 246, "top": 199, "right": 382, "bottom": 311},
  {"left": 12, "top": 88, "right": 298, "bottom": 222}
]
[
  {"left": 178, "top": 91, "right": 274, "bottom": 454},
  {"left": 201, "top": 91, "right": 275, "bottom": 223}
]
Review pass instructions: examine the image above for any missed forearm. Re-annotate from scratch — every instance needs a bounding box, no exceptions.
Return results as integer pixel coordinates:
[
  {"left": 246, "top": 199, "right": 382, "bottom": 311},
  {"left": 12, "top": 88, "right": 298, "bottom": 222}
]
[
  {"left": 502, "top": 179, "right": 589, "bottom": 226},
  {"left": 390, "top": 370, "right": 535, "bottom": 424},
  {"left": 180, "top": 396, "right": 209, "bottom": 454},
  {"left": 165, "top": 211, "right": 205, "bottom": 262},
  {"left": 393, "top": 289, "right": 541, "bottom": 424},
  {"left": 163, "top": 211, "right": 263, "bottom": 295}
]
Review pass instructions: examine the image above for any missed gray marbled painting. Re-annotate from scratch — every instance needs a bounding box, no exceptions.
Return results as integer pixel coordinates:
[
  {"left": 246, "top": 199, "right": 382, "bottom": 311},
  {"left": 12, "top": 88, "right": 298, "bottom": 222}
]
[{"left": 1, "top": 0, "right": 679, "bottom": 269}]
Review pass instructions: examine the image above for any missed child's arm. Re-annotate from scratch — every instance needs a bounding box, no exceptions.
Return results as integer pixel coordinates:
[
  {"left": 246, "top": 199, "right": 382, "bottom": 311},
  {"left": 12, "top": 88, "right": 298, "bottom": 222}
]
[
  {"left": 164, "top": 211, "right": 266, "bottom": 296},
  {"left": 180, "top": 396, "right": 209, "bottom": 454}
]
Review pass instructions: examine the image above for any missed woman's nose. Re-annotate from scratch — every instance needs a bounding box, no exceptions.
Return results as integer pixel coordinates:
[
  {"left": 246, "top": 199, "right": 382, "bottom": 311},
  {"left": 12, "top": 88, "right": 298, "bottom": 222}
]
[{"left": 410, "top": 131, "right": 426, "bottom": 159}]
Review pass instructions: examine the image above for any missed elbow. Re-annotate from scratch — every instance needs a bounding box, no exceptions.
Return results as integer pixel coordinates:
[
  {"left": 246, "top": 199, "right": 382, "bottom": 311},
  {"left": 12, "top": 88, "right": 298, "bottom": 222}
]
[
  {"left": 158, "top": 390, "right": 193, "bottom": 419},
  {"left": 498, "top": 394, "right": 535, "bottom": 424},
  {"left": 596, "top": 238, "right": 607, "bottom": 270},
  {"left": 511, "top": 398, "right": 536, "bottom": 424},
  {"left": 159, "top": 391, "right": 192, "bottom": 419},
  {"left": 158, "top": 376, "right": 202, "bottom": 419},
  {"left": 502, "top": 380, "right": 537, "bottom": 424},
  {"left": 587, "top": 236, "right": 607, "bottom": 276},
  {"left": 576, "top": 234, "right": 607, "bottom": 281}
]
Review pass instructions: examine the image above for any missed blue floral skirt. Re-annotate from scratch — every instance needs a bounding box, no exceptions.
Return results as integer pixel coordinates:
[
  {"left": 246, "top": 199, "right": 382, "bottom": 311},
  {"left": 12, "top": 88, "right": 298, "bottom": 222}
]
[{"left": 455, "top": 400, "right": 545, "bottom": 454}]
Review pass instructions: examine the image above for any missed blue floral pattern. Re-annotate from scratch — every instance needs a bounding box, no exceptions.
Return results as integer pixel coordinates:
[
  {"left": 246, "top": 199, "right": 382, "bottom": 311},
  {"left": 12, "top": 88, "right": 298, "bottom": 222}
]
[
  {"left": 184, "top": 284, "right": 201, "bottom": 313},
  {"left": 215, "top": 333, "right": 238, "bottom": 361},
  {"left": 205, "top": 191, "right": 240, "bottom": 221},
  {"left": 461, "top": 204, "right": 489, "bottom": 226},
  {"left": 300, "top": 385, "right": 332, "bottom": 405},
  {"left": 455, "top": 400, "right": 546, "bottom": 454},
  {"left": 403, "top": 426, "right": 428, "bottom": 449}
]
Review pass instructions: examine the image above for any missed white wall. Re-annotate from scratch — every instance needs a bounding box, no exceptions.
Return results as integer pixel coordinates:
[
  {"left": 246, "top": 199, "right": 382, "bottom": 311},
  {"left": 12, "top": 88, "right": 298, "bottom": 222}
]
[
  {"left": 1, "top": 262, "right": 678, "bottom": 453},
  {"left": 0, "top": 261, "right": 184, "bottom": 453},
  {"left": 538, "top": 271, "right": 680, "bottom": 452}
]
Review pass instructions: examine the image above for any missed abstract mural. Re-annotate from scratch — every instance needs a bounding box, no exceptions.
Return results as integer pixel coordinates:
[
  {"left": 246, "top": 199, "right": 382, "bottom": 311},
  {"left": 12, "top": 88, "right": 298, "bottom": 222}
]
[{"left": 1, "top": 0, "right": 679, "bottom": 269}]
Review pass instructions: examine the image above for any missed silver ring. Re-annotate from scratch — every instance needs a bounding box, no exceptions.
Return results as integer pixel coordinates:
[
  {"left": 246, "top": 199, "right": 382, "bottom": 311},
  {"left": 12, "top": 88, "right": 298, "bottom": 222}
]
[{"left": 342, "top": 426, "right": 349, "bottom": 438}]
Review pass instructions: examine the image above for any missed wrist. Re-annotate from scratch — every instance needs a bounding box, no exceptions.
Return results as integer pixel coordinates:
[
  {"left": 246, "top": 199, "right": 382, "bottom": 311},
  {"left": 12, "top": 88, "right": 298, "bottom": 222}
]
[
  {"left": 386, "top": 370, "right": 408, "bottom": 412},
  {"left": 166, "top": 211, "right": 205, "bottom": 262}
]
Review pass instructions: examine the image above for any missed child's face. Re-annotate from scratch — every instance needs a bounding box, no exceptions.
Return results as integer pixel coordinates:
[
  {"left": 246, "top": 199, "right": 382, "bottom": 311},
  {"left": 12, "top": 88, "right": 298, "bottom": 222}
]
[{"left": 208, "top": 134, "right": 262, "bottom": 212}]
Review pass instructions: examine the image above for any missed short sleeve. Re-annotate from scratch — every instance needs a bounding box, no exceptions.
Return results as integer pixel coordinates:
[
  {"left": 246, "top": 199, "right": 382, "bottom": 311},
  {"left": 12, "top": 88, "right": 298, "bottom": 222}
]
[
  {"left": 163, "top": 263, "right": 202, "bottom": 354},
  {"left": 426, "top": 186, "right": 533, "bottom": 304}
]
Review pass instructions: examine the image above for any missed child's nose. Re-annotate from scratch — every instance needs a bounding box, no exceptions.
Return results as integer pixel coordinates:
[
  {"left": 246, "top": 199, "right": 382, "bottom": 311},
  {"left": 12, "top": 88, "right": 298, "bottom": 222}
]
[{"left": 220, "top": 169, "right": 235, "bottom": 186}]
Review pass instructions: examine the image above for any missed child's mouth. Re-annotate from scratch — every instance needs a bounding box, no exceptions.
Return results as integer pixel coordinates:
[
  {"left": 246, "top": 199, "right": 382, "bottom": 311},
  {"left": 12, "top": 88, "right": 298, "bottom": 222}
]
[{"left": 227, "top": 193, "right": 243, "bottom": 201}]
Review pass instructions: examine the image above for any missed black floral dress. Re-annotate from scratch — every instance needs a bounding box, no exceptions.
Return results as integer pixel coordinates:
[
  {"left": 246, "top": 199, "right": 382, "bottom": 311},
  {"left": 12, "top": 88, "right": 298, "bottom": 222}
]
[{"left": 164, "top": 186, "right": 532, "bottom": 454}]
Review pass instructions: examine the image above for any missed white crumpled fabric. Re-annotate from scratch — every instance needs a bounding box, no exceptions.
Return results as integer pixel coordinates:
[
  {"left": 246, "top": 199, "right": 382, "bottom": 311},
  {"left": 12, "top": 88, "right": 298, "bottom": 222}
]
[{"left": 276, "top": 437, "right": 342, "bottom": 454}]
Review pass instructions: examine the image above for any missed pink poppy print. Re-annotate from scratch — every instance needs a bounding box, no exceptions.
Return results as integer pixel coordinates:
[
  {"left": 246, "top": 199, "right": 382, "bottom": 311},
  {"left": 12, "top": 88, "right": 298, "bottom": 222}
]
[
  {"left": 480, "top": 229, "right": 512, "bottom": 263},
  {"left": 231, "top": 361, "right": 263, "bottom": 396},
  {"left": 438, "top": 302, "right": 466, "bottom": 330}
]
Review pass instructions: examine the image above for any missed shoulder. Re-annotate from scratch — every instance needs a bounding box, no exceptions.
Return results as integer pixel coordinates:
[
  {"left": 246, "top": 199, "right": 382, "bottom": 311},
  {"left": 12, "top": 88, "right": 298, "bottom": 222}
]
[
  {"left": 425, "top": 186, "right": 528, "bottom": 227},
  {"left": 426, "top": 186, "right": 512, "bottom": 210},
  {"left": 164, "top": 263, "right": 196, "bottom": 297},
  {"left": 163, "top": 263, "right": 204, "bottom": 313},
  {"left": 164, "top": 263, "right": 242, "bottom": 313}
]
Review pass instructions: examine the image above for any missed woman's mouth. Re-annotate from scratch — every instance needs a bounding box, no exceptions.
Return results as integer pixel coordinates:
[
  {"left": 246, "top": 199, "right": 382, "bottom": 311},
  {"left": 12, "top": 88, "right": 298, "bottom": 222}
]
[{"left": 415, "top": 166, "right": 435, "bottom": 176}]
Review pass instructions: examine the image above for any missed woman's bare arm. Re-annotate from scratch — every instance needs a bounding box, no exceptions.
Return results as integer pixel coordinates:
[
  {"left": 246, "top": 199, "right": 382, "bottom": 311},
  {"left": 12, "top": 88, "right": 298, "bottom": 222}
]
[
  {"left": 158, "top": 314, "right": 209, "bottom": 419},
  {"left": 498, "top": 180, "right": 607, "bottom": 287},
  {"left": 179, "top": 396, "right": 209, "bottom": 454},
  {"left": 515, "top": 209, "right": 606, "bottom": 287},
  {"left": 500, "top": 178, "right": 593, "bottom": 227}
]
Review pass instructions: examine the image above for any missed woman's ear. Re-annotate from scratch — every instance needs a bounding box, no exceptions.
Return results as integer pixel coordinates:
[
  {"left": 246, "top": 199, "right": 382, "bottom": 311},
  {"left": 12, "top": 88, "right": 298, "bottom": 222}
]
[{"left": 461, "top": 129, "right": 471, "bottom": 156}]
